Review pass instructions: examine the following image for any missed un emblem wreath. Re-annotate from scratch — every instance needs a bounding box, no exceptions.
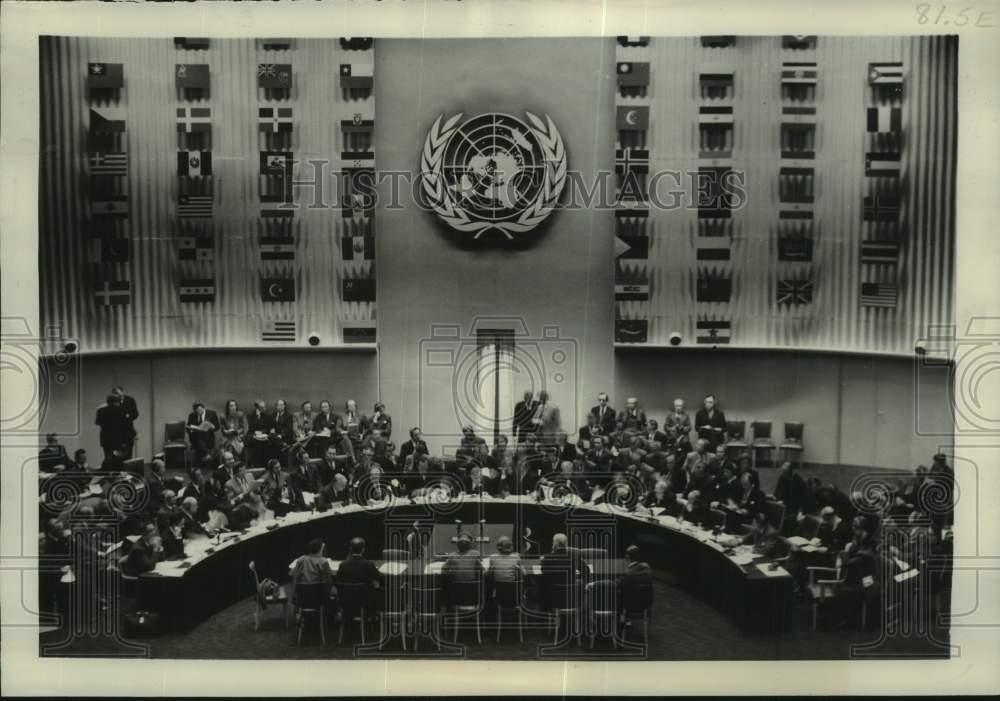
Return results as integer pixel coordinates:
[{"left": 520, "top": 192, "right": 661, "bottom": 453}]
[{"left": 421, "top": 111, "right": 568, "bottom": 240}]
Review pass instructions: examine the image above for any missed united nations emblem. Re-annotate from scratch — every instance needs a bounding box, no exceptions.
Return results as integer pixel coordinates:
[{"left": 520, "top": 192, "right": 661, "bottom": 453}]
[{"left": 421, "top": 112, "right": 567, "bottom": 240}]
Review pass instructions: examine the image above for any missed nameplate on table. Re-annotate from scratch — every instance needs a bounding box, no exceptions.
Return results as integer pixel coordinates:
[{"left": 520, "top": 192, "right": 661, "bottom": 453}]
[{"left": 754, "top": 562, "right": 791, "bottom": 578}]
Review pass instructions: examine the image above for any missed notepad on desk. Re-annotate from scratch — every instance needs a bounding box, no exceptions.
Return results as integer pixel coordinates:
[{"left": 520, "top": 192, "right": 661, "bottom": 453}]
[{"left": 379, "top": 561, "right": 408, "bottom": 575}]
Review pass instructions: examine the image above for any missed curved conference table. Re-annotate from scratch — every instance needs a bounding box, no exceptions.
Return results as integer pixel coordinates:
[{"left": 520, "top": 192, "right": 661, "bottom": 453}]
[{"left": 137, "top": 494, "right": 793, "bottom": 635}]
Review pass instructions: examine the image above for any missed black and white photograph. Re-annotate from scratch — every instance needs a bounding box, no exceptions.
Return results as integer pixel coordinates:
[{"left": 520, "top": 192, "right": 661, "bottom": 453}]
[{"left": 2, "top": 0, "right": 999, "bottom": 697}]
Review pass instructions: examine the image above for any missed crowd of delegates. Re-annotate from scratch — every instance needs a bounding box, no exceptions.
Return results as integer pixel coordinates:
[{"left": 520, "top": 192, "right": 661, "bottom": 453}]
[{"left": 39, "top": 388, "right": 955, "bottom": 631}]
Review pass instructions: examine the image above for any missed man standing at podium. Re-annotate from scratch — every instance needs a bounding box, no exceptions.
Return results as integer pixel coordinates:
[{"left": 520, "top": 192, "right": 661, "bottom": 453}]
[{"left": 694, "top": 394, "right": 727, "bottom": 451}]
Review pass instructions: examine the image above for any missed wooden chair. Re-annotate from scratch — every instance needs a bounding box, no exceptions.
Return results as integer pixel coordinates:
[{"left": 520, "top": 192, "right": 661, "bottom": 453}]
[
  {"left": 294, "top": 581, "right": 327, "bottom": 645},
  {"left": 780, "top": 422, "right": 805, "bottom": 467},
  {"left": 447, "top": 579, "right": 482, "bottom": 643},
  {"left": 408, "top": 575, "right": 443, "bottom": 651},
  {"left": 585, "top": 579, "right": 620, "bottom": 649},
  {"left": 379, "top": 574, "right": 407, "bottom": 651},
  {"left": 163, "top": 421, "right": 188, "bottom": 471},
  {"left": 249, "top": 561, "right": 288, "bottom": 631},
  {"left": 548, "top": 580, "right": 582, "bottom": 646},
  {"left": 492, "top": 577, "right": 525, "bottom": 643},
  {"left": 750, "top": 421, "right": 775, "bottom": 469},
  {"left": 806, "top": 560, "right": 846, "bottom": 631},
  {"left": 724, "top": 420, "right": 748, "bottom": 457},
  {"left": 621, "top": 579, "right": 654, "bottom": 644},
  {"left": 337, "top": 581, "right": 370, "bottom": 644}
]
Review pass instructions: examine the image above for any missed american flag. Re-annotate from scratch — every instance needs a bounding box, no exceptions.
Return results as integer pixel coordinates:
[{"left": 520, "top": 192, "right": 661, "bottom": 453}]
[
  {"left": 178, "top": 195, "right": 213, "bottom": 219},
  {"left": 262, "top": 320, "right": 297, "bottom": 343},
  {"left": 88, "top": 152, "right": 127, "bottom": 176},
  {"left": 860, "top": 282, "right": 898, "bottom": 308}
]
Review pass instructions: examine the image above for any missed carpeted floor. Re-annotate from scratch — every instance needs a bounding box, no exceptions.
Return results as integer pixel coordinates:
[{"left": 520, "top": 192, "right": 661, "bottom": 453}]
[{"left": 41, "top": 464, "right": 951, "bottom": 660}]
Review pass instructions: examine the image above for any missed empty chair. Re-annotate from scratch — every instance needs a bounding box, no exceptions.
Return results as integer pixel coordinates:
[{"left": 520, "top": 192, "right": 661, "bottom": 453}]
[
  {"left": 446, "top": 579, "right": 483, "bottom": 643},
  {"left": 806, "top": 560, "right": 847, "bottom": 631},
  {"left": 585, "top": 578, "right": 620, "bottom": 649},
  {"left": 780, "top": 422, "right": 805, "bottom": 467},
  {"left": 750, "top": 421, "right": 775, "bottom": 469},
  {"left": 294, "top": 582, "right": 328, "bottom": 645},
  {"left": 336, "top": 580, "right": 370, "bottom": 644},
  {"left": 408, "top": 575, "right": 443, "bottom": 651},
  {"left": 492, "top": 578, "right": 525, "bottom": 643},
  {"left": 620, "top": 578, "right": 654, "bottom": 644},
  {"left": 725, "top": 420, "right": 748, "bottom": 457},
  {"left": 162, "top": 421, "right": 188, "bottom": 471},
  {"left": 548, "top": 581, "right": 582, "bottom": 646},
  {"left": 249, "top": 560, "right": 288, "bottom": 631}
]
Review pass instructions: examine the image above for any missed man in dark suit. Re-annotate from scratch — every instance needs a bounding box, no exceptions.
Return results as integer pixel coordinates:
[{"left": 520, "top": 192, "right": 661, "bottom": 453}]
[
  {"left": 269, "top": 398, "right": 294, "bottom": 464},
  {"left": 320, "top": 473, "right": 351, "bottom": 506},
  {"left": 186, "top": 402, "right": 219, "bottom": 466},
  {"left": 586, "top": 436, "right": 615, "bottom": 478},
  {"left": 397, "top": 427, "right": 428, "bottom": 469},
  {"left": 112, "top": 386, "right": 139, "bottom": 457},
  {"left": 507, "top": 457, "right": 540, "bottom": 496},
  {"left": 362, "top": 402, "right": 392, "bottom": 440},
  {"left": 620, "top": 544, "right": 653, "bottom": 589},
  {"left": 290, "top": 452, "right": 321, "bottom": 495},
  {"left": 96, "top": 394, "right": 135, "bottom": 460},
  {"left": 642, "top": 419, "right": 668, "bottom": 450},
  {"left": 589, "top": 392, "right": 617, "bottom": 435},
  {"left": 244, "top": 400, "right": 273, "bottom": 468},
  {"left": 694, "top": 394, "right": 727, "bottom": 451},
  {"left": 336, "top": 537, "right": 381, "bottom": 587},
  {"left": 311, "top": 400, "right": 340, "bottom": 435},
  {"left": 442, "top": 533, "right": 484, "bottom": 583},
  {"left": 773, "top": 461, "right": 808, "bottom": 534},
  {"left": 124, "top": 522, "right": 164, "bottom": 576},
  {"left": 316, "top": 445, "right": 347, "bottom": 488},
  {"left": 463, "top": 465, "right": 497, "bottom": 497},
  {"left": 540, "top": 533, "right": 585, "bottom": 594},
  {"left": 617, "top": 397, "right": 647, "bottom": 433},
  {"left": 512, "top": 390, "right": 538, "bottom": 444}
]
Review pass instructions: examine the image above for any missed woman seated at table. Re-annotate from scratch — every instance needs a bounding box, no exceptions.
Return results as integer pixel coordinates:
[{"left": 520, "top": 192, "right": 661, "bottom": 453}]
[{"left": 219, "top": 399, "right": 247, "bottom": 459}]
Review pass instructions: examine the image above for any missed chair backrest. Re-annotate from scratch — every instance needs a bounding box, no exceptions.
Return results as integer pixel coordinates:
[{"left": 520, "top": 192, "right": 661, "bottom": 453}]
[
  {"left": 576, "top": 547, "right": 609, "bottom": 564},
  {"left": 784, "top": 422, "right": 804, "bottom": 443},
  {"left": 123, "top": 457, "right": 145, "bottom": 475},
  {"left": 585, "top": 579, "right": 619, "bottom": 613},
  {"left": 708, "top": 508, "right": 728, "bottom": 531},
  {"left": 751, "top": 421, "right": 772, "bottom": 440},
  {"left": 448, "top": 579, "right": 482, "bottom": 608},
  {"left": 296, "top": 582, "right": 328, "bottom": 611},
  {"left": 621, "top": 580, "right": 653, "bottom": 613},
  {"left": 381, "top": 548, "right": 409, "bottom": 562},
  {"left": 726, "top": 420, "right": 746, "bottom": 441},
  {"left": 408, "top": 577, "right": 441, "bottom": 615},
  {"left": 798, "top": 513, "right": 821, "bottom": 540},
  {"left": 764, "top": 499, "right": 786, "bottom": 531},
  {"left": 548, "top": 581, "right": 579, "bottom": 611},
  {"left": 492, "top": 579, "right": 522, "bottom": 607},
  {"left": 337, "top": 580, "right": 370, "bottom": 610},
  {"left": 164, "top": 421, "right": 187, "bottom": 443}
]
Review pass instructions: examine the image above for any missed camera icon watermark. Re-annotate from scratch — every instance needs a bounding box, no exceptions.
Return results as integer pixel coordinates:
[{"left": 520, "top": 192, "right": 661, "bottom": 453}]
[
  {"left": 0, "top": 317, "right": 81, "bottom": 444},
  {"left": 915, "top": 318, "right": 1000, "bottom": 435},
  {"left": 417, "top": 317, "right": 579, "bottom": 445}
]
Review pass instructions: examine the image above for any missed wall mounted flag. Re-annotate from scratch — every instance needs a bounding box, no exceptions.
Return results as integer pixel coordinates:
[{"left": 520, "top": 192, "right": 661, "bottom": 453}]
[
  {"left": 341, "top": 107, "right": 375, "bottom": 135},
  {"left": 614, "top": 282, "right": 650, "bottom": 302},
  {"left": 863, "top": 194, "right": 900, "bottom": 222},
  {"left": 697, "top": 167, "right": 732, "bottom": 219},
  {"left": 617, "top": 36, "right": 650, "bottom": 47},
  {"left": 261, "top": 278, "right": 295, "bottom": 302},
  {"left": 343, "top": 320, "right": 377, "bottom": 343},
  {"left": 340, "top": 37, "right": 374, "bottom": 50},
  {"left": 779, "top": 202, "right": 814, "bottom": 220},
  {"left": 860, "top": 240, "right": 900, "bottom": 264},
  {"left": 860, "top": 281, "right": 898, "bottom": 308},
  {"left": 340, "top": 193, "right": 372, "bottom": 220},
  {"left": 778, "top": 235, "right": 814, "bottom": 262},
  {"left": 782, "top": 35, "right": 817, "bottom": 50},
  {"left": 866, "top": 106, "right": 902, "bottom": 133},
  {"left": 177, "top": 151, "right": 212, "bottom": 178},
  {"left": 696, "top": 319, "right": 731, "bottom": 344},
  {"left": 258, "top": 107, "right": 293, "bottom": 134},
  {"left": 776, "top": 278, "right": 813, "bottom": 305},
  {"left": 179, "top": 278, "right": 216, "bottom": 303},
  {"left": 260, "top": 151, "right": 292, "bottom": 176},
  {"left": 176, "top": 106, "right": 212, "bottom": 133},
  {"left": 617, "top": 62, "right": 650, "bottom": 87},
  {"left": 91, "top": 234, "right": 130, "bottom": 264},
  {"left": 258, "top": 63, "right": 292, "bottom": 89},
  {"left": 176, "top": 64, "right": 210, "bottom": 90},
  {"left": 337, "top": 150, "right": 376, "bottom": 171},
  {"left": 616, "top": 105, "right": 649, "bottom": 131},
  {"left": 174, "top": 37, "right": 210, "bottom": 50},
  {"left": 341, "top": 234, "right": 375, "bottom": 261},
  {"left": 700, "top": 36, "right": 734, "bottom": 48},
  {"left": 91, "top": 197, "right": 129, "bottom": 219},
  {"left": 258, "top": 39, "right": 294, "bottom": 51},
  {"left": 699, "top": 72, "right": 734, "bottom": 92},
  {"left": 259, "top": 236, "right": 295, "bottom": 261},
  {"left": 178, "top": 195, "right": 213, "bottom": 219},
  {"left": 614, "top": 199, "right": 650, "bottom": 219},
  {"left": 262, "top": 319, "right": 297, "bottom": 343},
  {"left": 90, "top": 108, "right": 126, "bottom": 134},
  {"left": 87, "top": 63, "right": 124, "bottom": 89},
  {"left": 262, "top": 206, "right": 295, "bottom": 219},
  {"left": 868, "top": 62, "right": 904, "bottom": 86},
  {"left": 615, "top": 148, "right": 649, "bottom": 175},
  {"left": 615, "top": 318, "right": 648, "bottom": 343},
  {"left": 88, "top": 152, "right": 127, "bottom": 176},
  {"left": 614, "top": 234, "right": 649, "bottom": 259},
  {"left": 343, "top": 278, "right": 376, "bottom": 302},
  {"left": 781, "top": 105, "right": 816, "bottom": 124},
  {"left": 865, "top": 152, "right": 902, "bottom": 176},
  {"left": 696, "top": 236, "right": 731, "bottom": 261},
  {"left": 178, "top": 236, "right": 214, "bottom": 261},
  {"left": 340, "top": 64, "right": 374, "bottom": 90},
  {"left": 93, "top": 280, "right": 130, "bottom": 306},
  {"left": 781, "top": 62, "right": 818, "bottom": 86}
]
